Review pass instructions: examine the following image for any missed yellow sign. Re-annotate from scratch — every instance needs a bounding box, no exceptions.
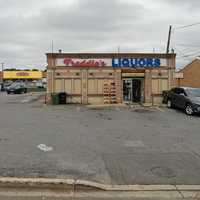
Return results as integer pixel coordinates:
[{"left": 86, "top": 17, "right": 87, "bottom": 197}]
[{"left": 3, "top": 71, "right": 42, "bottom": 79}]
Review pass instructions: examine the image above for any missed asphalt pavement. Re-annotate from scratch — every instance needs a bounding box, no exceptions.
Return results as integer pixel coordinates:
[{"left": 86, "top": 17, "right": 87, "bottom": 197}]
[{"left": 0, "top": 92, "right": 200, "bottom": 185}]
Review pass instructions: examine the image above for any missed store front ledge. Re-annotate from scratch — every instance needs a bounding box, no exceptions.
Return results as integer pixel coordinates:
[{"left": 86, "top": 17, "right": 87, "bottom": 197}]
[
  {"left": 141, "top": 103, "right": 153, "bottom": 107},
  {"left": 85, "top": 103, "right": 162, "bottom": 109},
  {"left": 86, "top": 104, "right": 127, "bottom": 108}
]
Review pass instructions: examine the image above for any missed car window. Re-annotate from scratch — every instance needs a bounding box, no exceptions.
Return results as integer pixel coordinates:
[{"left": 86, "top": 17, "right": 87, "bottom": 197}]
[
  {"left": 171, "top": 88, "right": 177, "bottom": 93},
  {"left": 179, "top": 88, "right": 187, "bottom": 96},
  {"left": 186, "top": 88, "right": 200, "bottom": 97},
  {"left": 173, "top": 88, "right": 181, "bottom": 94}
]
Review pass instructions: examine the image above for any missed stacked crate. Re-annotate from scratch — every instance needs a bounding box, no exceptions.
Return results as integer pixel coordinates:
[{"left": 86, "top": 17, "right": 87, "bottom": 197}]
[{"left": 103, "top": 81, "right": 117, "bottom": 104}]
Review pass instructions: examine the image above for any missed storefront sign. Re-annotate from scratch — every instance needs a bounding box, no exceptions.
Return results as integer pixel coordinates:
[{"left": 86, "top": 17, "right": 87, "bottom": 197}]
[
  {"left": 112, "top": 58, "right": 167, "bottom": 68},
  {"left": 56, "top": 58, "right": 112, "bottom": 67},
  {"left": 56, "top": 57, "right": 167, "bottom": 68},
  {"left": 3, "top": 71, "right": 42, "bottom": 79}
]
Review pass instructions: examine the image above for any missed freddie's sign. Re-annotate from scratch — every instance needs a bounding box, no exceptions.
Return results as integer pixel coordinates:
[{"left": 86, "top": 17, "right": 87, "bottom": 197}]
[{"left": 56, "top": 58, "right": 112, "bottom": 67}]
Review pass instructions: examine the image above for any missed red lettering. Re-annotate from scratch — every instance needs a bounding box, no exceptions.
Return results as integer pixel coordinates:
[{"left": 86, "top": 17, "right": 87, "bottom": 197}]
[
  {"left": 101, "top": 61, "right": 106, "bottom": 66},
  {"left": 63, "top": 59, "right": 107, "bottom": 67},
  {"left": 94, "top": 61, "right": 99, "bottom": 66},
  {"left": 64, "top": 58, "right": 73, "bottom": 66}
]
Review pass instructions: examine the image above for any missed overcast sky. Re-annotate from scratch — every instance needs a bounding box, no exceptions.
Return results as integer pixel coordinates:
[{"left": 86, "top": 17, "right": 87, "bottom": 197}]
[{"left": 0, "top": 0, "right": 200, "bottom": 70}]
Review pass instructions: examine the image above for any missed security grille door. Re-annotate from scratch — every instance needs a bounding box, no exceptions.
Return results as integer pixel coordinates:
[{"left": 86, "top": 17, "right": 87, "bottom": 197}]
[{"left": 132, "top": 79, "right": 141, "bottom": 102}]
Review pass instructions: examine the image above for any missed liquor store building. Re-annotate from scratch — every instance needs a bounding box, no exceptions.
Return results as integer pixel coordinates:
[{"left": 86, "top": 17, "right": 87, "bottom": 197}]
[{"left": 46, "top": 53, "right": 176, "bottom": 105}]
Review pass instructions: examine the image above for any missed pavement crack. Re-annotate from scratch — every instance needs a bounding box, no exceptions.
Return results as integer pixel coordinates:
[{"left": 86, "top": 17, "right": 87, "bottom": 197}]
[{"left": 175, "top": 185, "right": 185, "bottom": 199}]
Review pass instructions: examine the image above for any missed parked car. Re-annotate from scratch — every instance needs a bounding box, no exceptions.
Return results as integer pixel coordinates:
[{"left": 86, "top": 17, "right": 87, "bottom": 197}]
[
  {"left": 166, "top": 87, "right": 200, "bottom": 115},
  {"left": 3, "top": 81, "right": 13, "bottom": 91},
  {"left": 7, "top": 82, "right": 27, "bottom": 94},
  {"left": 36, "top": 81, "right": 44, "bottom": 88}
]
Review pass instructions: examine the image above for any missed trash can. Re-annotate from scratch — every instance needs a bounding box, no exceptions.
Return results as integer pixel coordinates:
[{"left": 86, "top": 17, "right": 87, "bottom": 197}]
[
  {"left": 162, "top": 90, "right": 169, "bottom": 104},
  {"left": 51, "top": 93, "right": 59, "bottom": 105},
  {"left": 58, "top": 92, "right": 67, "bottom": 104}
]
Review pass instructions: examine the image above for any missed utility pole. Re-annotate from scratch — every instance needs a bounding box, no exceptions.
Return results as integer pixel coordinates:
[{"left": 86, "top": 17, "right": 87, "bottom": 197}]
[
  {"left": 1, "top": 62, "right": 4, "bottom": 91},
  {"left": 1, "top": 62, "right": 4, "bottom": 78},
  {"left": 166, "top": 25, "right": 172, "bottom": 54}
]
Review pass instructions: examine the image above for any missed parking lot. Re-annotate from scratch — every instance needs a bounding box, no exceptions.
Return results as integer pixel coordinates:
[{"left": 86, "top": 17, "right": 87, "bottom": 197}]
[{"left": 0, "top": 92, "right": 200, "bottom": 185}]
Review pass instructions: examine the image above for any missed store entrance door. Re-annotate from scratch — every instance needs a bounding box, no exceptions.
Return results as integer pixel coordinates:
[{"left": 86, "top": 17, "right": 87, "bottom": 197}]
[
  {"left": 123, "top": 79, "right": 132, "bottom": 102},
  {"left": 132, "top": 79, "right": 141, "bottom": 102},
  {"left": 123, "top": 79, "right": 142, "bottom": 103}
]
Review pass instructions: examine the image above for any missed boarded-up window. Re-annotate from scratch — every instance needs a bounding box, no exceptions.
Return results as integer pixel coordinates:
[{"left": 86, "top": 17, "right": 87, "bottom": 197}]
[
  {"left": 160, "top": 79, "right": 168, "bottom": 91},
  {"left": 88, "top": 79, "right": 96, "bottom": 94},
  {"left": 152, "top": 79, "right": 168, "bottom": 94},
  {"left": 64, "top": 79, "right": 72, "bottom": 93},
  {"left": 97, "top": 79, "right": 104, "bottom": 94},
  {"left": 73, "top": 79, "right": 81, "bottom": 94},
  {"left": 55, "top": 79, "right": 62, "bottom": 93},
  {"left": 152, "top": 79, "right": 159, "bottom": 94}
]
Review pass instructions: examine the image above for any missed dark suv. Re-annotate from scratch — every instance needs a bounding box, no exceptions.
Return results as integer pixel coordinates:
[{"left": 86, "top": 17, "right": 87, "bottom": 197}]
[
  {"left": 167, "top": 87, "right": 200, "bottom": 115},
  {"left": 6, "top": 82, "right": 27, "bottom": 94}
]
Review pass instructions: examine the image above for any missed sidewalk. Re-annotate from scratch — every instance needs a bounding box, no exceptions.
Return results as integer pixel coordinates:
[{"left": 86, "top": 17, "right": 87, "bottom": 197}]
[{"left": 0, "top": 178, "right": 199, "bottom": 199}]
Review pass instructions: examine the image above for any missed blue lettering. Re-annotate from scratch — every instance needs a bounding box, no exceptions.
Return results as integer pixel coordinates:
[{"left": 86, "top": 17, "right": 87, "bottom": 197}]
[
  {"left": 130, "top": 58, "right": 136, "bottom": 67},
  {"left": 112, "top": 58, "right": 162, "bottom": 68},
  {"left": 139, "top": 58, "right": 146, "bottom": 67},
  {"left": 154, "top": 58, "right": 161, "bottom": 67},
  {"left": 112, "top": 59, "right": 119, "bottom": 67},
  {"left": 119, "top": 58, "right": 122, "bottom": 67},
  {"left": 122, "top": 58, "right": 130, "bottom": 67},
  {"left": 135, "top": 58, "right": 139, "bottom": 66},
  {"left": 146, "top": 58, "right": 153, "bottom": 67}
]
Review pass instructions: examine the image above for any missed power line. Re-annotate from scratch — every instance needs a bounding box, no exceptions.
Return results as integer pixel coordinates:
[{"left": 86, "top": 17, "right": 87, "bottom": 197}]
[
  {"left": 182, "top": 50, "right": 200, "bottom": 57},
  {"left": 174, "top": 22, "right": 200, "bottom": 30},
  {"left": 175, "top": 48, "right": 200, "bottom": 61},
  {"left": 176, "top": 43, "right": 200, "bottom": 48}
]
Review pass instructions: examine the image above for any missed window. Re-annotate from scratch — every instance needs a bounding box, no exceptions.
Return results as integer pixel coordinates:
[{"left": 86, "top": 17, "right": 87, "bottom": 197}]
[{"left": 173, "top": 88, "right": 186, "bottom": 96}]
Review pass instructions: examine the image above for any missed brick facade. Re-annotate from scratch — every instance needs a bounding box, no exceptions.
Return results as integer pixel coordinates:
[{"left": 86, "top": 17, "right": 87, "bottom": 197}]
[
  {"left": 47, "top": 53, "right": 176, "bottom": 105},
  {"left": 176, "top": 59, "right": 200, "bottom": 88}
]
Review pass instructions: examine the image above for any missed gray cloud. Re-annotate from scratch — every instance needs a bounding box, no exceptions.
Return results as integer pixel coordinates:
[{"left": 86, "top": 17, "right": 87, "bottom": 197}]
[{"left": 0, "top": 0, "right": 199, "bottom": 69}]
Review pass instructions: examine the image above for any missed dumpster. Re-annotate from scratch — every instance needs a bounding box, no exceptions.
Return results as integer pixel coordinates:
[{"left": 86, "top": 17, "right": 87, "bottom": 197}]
[
  {"left": 51, "top": 93, "right": 59, "bottom": 105},
  {"left": 58, "top": 92, "right": 67, "bottom": 104}
]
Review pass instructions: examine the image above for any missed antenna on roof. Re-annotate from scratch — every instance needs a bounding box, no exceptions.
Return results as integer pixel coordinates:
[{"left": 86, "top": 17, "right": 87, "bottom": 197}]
[
  {"left": 51, "top": 40, "right": 54, "bottom": 54},
  {"left": 118, "top": 46, "right": 120, "bottom": 54}
]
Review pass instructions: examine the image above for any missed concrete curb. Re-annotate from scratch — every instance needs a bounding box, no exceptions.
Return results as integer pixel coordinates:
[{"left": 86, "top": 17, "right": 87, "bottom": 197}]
[{"left": 0, "top": 178, "right": 200, "bottom": 192}]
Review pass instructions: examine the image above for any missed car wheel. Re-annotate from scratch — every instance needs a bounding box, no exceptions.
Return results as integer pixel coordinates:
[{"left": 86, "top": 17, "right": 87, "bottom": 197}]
[
  {"left": 185, "top": 104, "right": 194, "bottom": 115},
  {"left": 167, "top": 99, "right": 173, "bottom": 108}
]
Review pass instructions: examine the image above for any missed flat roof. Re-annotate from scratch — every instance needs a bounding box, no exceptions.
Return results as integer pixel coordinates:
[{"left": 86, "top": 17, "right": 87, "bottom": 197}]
[{"left": 46, "top": 52, "right": 176, "bottom": 59}]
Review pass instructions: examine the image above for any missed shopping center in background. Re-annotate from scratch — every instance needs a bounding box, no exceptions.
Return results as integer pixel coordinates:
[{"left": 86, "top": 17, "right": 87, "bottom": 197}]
[
  {"left": 1, "top": 71, "right": 46, "bottom": 81},
  {"left": 46, "top": 52, "right": 176, "bottom": 105}
]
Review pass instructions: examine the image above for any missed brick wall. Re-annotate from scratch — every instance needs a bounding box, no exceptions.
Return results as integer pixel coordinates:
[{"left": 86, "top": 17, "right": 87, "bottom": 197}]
[{"left": 176, "top": 59, "right": 200, "bottom": 88}]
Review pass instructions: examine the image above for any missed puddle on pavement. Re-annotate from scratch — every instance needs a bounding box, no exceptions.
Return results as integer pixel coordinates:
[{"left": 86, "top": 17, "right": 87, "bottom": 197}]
[
  {"left": 151, "top": 166, "right": 176, "bottom": 178},
  {"left": 0, "top": 138, "right": 9, "bottom": 142},
  {"left": 96, "top": 113, "right": 113, "bottom": 120},
  {"left": 132, "top": 108, "right": 154, "bottom": 113},
  {"left": 124, "top": 140, "right": 145, "bottom": 148}
]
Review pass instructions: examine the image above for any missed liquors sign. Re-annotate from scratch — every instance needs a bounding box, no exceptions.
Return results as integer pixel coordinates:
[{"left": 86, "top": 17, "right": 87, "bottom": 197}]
[{"left": 56, "top": 58, "right": 167, "bottom": 68}]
